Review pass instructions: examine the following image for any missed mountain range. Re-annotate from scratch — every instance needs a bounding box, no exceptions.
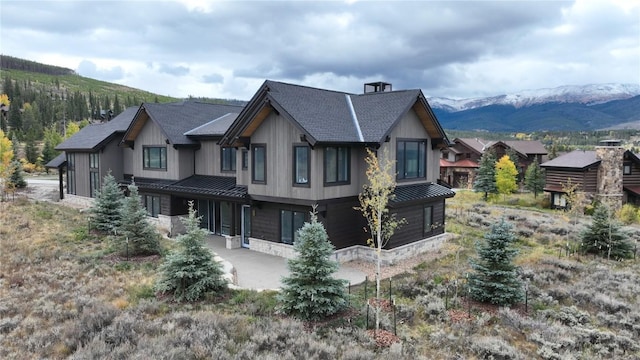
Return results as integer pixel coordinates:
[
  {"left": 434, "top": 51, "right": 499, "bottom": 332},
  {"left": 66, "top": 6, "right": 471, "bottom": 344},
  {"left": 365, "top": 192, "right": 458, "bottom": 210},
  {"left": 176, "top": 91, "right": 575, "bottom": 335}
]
[{"left": 428, "top": 84, "right": 640, "bottom": 132}]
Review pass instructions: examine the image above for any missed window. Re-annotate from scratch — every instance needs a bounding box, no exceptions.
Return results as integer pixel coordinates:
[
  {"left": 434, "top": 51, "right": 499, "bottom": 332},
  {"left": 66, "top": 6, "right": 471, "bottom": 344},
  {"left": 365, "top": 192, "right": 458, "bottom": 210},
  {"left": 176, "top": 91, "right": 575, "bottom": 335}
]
[
  {"left": 221, "top": 147, "right": 236, "bottom": 171},
  {"left": 241, "top": 149, "right": 249, "bottom": 170},
  {"left": 66, "top": 153, "right": 76, "bottom": 195},
  {"left": 220, "top": 201, "right": 232, "bottom": 235},
  {"left": 624, "top": 163, "right": 632, "bottom": 175},
  {"left": 144, "top": 195, "right": 161, "bottom": 217},
  {"left": 324, "top": 146, "right": 350, "bottom": 184},
  {"left": 293, "top": 145, "right": 310, "bottom": 186},
  {"left": 552, "top": 193, "right": 567, "bottom": 208},
  {"left": 143, "top": 146, "right": 167, "bottom": 170},
  {"left": 89, "top": 153, "right": 99, "bottom": 169},
  {"left": 423, "top": 205, "right": 433, "bottom": 235},
  {"left": 397, "top": 140, "right": 426, "bottom": 180},
  {"left": 281, "top": 210, "right": 305, "bottom": 244},
  {"left": 252, "top": 144, "right": 266, "bottom": 183},
  {"left": 89, "top": 172, "right": 101, "bottom": 198}
]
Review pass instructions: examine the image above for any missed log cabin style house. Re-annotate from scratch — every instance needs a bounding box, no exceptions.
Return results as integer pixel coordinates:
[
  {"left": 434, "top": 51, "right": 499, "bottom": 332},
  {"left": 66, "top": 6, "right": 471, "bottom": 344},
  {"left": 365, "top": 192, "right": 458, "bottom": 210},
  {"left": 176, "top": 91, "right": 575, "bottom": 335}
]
[{"left": 50, "top": 80, "right": 455, "bottom": 262}]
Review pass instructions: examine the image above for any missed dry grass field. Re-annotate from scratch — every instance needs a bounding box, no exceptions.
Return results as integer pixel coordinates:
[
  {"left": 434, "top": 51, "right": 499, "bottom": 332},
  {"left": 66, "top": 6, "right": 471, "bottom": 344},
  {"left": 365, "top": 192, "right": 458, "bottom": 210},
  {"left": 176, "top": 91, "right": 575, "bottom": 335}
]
[{"left": 1, "top": 193, "right": 639, "bottom": 359}]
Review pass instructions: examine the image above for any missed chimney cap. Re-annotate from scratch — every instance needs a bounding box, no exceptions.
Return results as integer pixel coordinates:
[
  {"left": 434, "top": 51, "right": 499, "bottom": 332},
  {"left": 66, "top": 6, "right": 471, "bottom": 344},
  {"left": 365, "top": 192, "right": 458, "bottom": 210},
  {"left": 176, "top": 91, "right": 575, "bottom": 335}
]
[
  {"left": 364, "top": 81, "right": 392, "bottom": 93},
  {"left": 599, "top": 139, "right": 622, "bottom": 147}
]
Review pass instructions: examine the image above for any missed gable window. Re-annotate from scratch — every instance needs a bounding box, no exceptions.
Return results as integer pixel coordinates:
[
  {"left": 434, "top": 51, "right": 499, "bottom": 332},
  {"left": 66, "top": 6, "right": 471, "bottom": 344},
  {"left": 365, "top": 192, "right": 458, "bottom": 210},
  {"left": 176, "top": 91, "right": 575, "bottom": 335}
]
[
  {"left": 144, "top": 195, "right": 161, "bottom": 217},
  {"left": 624, "top": 162, "right": 632, "bottom": 175},
  {"left": 324, "top": 146, "right": 350, "bottom": 185},
  {"left": 241, "top": 149, "right": 249, "bottom": 170},
  {"left": 397, "top": 139, "right": 426, "bottom": 180},
  {"left": 66, "top": 153, "right": 76, "bottom": 195},
  {"left": 252, "top": 144, "right": 266, "bottom": 183},
  {"left": 293, "top": 145, "right": 310, "bottom": 186},
  {"left": 281, "top": 210, "right": 305, "bottom": 244},
  {"left": 221, "top": 147, "right": 237, "bottom": 171},
  {"left": 423, "top": 205, "right": 433, "bottom": 235},
  {"left": 143, "top": 146, "right": 167, "bottom": 170}
]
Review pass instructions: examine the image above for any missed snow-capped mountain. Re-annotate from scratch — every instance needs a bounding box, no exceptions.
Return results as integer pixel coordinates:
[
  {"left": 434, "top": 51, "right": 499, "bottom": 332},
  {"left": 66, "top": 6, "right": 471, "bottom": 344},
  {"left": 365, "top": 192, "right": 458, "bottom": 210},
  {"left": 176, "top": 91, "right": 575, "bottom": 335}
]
[{"left": 428, "top": 84, "right": 640, "bottom": 112}]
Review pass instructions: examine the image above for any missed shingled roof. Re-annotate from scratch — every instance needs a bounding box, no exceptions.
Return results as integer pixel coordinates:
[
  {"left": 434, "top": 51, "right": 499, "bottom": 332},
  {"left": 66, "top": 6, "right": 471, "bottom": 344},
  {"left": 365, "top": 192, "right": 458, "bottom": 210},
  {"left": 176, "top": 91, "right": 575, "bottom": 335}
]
[
  {"left": 56, "top": 106, "right": 138, "bottom": 151},
  {"left": 122, "top": 101, "right": 244, "bottom": 147},
  {"left": 221, "top": 80, "right": 448, "bottom": 147},
  {"left": 184, "top": 113, "right": 239, "bottom": 137},
  {"left": 540, "top": 150, "right": 600, "bottom": 169}
]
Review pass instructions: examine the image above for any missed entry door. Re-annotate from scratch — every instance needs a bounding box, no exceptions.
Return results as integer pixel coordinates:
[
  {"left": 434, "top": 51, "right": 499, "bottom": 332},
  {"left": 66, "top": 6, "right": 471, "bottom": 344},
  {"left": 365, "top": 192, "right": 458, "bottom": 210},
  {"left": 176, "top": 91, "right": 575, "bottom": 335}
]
[
  {"left": 241, "top": 205, "right": 251, "bottom": 248},
  {"left": 197, "top": 199, "right": 215, "bottom": 233}
]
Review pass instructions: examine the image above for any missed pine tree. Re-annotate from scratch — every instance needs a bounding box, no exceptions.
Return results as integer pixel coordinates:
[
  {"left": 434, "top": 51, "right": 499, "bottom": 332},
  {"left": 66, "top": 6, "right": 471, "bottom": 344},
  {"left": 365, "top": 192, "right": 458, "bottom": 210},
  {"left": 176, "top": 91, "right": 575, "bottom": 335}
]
[
  {"left": 116, "top": 183, "right": 161, "bottom": 256},
  {"left": 8, "top": 160, "right": 27, "bottom": 188},
  {"left": 469, "top": 218, "right": 523, "bottom": 306},
  {"left": 90, "top": 171, "right": 124, "bottom": 234},
  {"left": 524, "top": 159, "right": 545, "bottom": 198},
  {"left": 581, "top": 204, "right": 633, "bottom": 260},
  {"left": 495, "top": 155, "right": 518, "bottom": 198},
  {"left": 24, "top": 136, "right": 38, "bottom": 164},
  {"left": 278, "top": 208, "right": 348, "bottom": 321},
  {"left": 155, "top": 201, "right": 227, "bottom": 301},
  {"left": 473, "top": 150, "right": 497, "bottom": 201}
]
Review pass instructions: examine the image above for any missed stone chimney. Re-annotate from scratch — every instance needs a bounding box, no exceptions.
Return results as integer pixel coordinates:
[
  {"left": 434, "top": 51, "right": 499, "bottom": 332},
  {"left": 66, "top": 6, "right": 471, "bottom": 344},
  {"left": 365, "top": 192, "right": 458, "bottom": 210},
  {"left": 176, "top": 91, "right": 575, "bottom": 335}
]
[{"left": 595, "top": 140, "right": 624, "bottom": 210}]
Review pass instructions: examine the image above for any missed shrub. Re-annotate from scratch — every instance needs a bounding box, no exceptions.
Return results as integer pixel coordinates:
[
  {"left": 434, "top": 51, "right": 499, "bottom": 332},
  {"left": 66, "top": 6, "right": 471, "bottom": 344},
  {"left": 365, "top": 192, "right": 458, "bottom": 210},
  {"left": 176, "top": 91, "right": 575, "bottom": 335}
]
[
  {"left": 470, "top": 336, "right": 524, "bottom": 360},
  {"left": 617, "top": 204, "right": 639, "bottom": 225}
]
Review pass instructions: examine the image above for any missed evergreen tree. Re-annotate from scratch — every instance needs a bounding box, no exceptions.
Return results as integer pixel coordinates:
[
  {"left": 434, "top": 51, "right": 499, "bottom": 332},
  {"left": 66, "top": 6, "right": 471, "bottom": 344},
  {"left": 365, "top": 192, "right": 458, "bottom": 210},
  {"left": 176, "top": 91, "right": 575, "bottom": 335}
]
[
  {"left": 8, "top": 160, "right": 27, "bottom": 188},
  {"left": 116, "top": 183, "right": 161, "bottom": 256},
  {"left": 581, "top": 204, "right": 634, "bottom": 260},
  {"left": 278, "top": 209, "right": 348, "bottom": 321},
  {"left": 113, "top": 94, "right": 121, "bottom": 117},
  {"left": 473, "top": 150, "right": 497, "bottom": 201},
  {"left": 469, "top": 218, "right": 523, "bottom": 306},
  {"left": 24, "top": 136, "right": 38, "bottom": 164},
  {"left": 90, "top": 171, "right": 124, "bottom": 234},
  {"left": 155, "top": 201, "right": 227, "bottom": 302},
  {"left": 524, "top": 159, "right": 545, "bottom": 198},
  {"left": 495, "top": 155, "right": 518, "bottom": 198}
]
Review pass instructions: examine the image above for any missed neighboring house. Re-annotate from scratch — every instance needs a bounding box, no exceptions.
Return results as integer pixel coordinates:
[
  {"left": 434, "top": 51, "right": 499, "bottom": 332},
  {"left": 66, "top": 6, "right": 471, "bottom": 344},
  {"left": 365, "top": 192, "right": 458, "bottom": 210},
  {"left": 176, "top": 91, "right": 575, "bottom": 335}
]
[
  {"left": 47, "top": 106, "right": 140, "bottom": 204},
  {"left": 540, "top": 140, "right": 640, "bottom": 209},
  {"left": 52, "top": 80, "right": 455, "bottom": 263},
  {"left": 440, "top": 138, "right": 547, "bottom": 188}
]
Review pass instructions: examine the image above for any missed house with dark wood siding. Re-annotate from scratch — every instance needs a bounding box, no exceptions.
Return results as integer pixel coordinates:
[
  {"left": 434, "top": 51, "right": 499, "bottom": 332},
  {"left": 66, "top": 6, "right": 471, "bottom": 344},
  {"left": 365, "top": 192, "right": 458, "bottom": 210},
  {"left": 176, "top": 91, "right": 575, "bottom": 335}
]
[
  {"left": 540, "top": 141, "right": 640, "bottom": 209},
  {"left": 51, "top": 80, "right": 455, "bottom": 262}
]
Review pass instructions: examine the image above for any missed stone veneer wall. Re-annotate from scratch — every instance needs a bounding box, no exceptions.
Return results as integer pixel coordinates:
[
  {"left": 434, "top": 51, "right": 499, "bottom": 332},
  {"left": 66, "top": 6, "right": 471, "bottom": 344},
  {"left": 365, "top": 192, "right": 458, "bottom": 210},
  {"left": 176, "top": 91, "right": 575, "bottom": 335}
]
[
  {"left": 595, "top": 146, "right": 625, "bottom": 210},
  {"left": 247, "top": 232, "right": 452, "bottom": 264}
]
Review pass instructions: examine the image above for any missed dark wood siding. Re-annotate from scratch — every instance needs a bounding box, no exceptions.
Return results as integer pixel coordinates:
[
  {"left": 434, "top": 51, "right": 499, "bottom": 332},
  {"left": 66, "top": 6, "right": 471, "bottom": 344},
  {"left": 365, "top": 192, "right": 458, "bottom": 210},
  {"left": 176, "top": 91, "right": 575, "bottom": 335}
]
[
  {"left": 251, "top": 202, "right": 311, "bottom": 244},
  {"left": 623, "top": 161, "right": 640, "bottom": 187},
  {"left": 389, "top": 200, "right": 445, "bottom": 248},
  {"left": 545, "top": 166, "right": 598, "bottom": 193},
  {"left": 324, "top": 199, "right": 368, "bottom": 249}
]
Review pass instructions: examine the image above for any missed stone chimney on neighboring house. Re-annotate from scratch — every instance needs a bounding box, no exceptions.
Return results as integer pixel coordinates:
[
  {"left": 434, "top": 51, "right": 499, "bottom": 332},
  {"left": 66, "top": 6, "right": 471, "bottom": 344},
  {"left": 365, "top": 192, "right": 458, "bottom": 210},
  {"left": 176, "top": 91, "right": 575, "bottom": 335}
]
[{"left": 595, "top": 139, "right": 624, "bottom": 210}]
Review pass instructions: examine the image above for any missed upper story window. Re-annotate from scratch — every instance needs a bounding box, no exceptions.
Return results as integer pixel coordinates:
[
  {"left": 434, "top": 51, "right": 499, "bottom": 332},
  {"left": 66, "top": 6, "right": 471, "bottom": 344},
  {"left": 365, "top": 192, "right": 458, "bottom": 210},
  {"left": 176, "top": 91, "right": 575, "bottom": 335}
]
[
  {"left": 293, "top": 145, "right": 310, "bottom": 186},
  {"left": 397, "top": 139, "right": 426, "bottom": 180},
  {"left": 252, "top": 144, "right": 266, "bottom": 184},
  {"left": 624, "top": 162, "right": 632, "bottom": 175},
  {"left": 143, "top": 146, "right": 167, "bottom": 170},
  {"left": 221, "top": 147, "right": 237, "bottom": 172},
  {"left": 89, "top": 153, "right": 99, "bottom": 169},
  {"left": 241, "top": 149, "right": 249, "bottom": 170},
  {"left": 324, "top": 146, "right": 350, "bottom": 185}
]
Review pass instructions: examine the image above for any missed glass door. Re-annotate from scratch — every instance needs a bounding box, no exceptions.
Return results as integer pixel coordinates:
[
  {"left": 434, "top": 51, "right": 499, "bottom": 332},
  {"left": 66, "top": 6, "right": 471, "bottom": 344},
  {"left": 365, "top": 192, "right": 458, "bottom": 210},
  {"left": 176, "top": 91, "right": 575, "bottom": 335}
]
[{"left": 241, "top": 205, "right": 251, "bottom": 248}]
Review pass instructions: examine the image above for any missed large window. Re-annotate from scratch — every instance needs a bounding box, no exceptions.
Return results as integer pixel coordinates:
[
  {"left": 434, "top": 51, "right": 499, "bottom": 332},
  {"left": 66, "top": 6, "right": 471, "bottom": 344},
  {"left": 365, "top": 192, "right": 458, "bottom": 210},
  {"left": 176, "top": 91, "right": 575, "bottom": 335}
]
[
  {"left": 220, "top": 201, "right": 232, "bottom": 236},
  {"left": 423, "top": 205, "right": 433, "bottom": 235},
  {"left": 324, "top": 146, "right": 349, "bottom": 185},
  {"left": 281, "top": 210, "right": 306, "bottom": 244},
  {"left": 293, "top": 145, "right": 310, "bottom": 186},
  {"left": 221, "top": 147, "right": 236, "bottom": 172},
  {"left": 89, "top": 153, "right": 99, "bottom": 169},
  {"left": 397, "top": 140, "right": 426, "bottom": 180},
  {"left": 89, "top": 153, "right": 100, "bottom": 198},
  {"left": 252, "top": 144, "right": 266, "bottom": 183},
  {"left": 144, "top": 195, "right": 161, "bottom": 217},
  {"left": 66, "top": 153, "right": 76, "bottom": 195},
  {"left": 143, "top": 146, "right": 167, "bottom": 170}
]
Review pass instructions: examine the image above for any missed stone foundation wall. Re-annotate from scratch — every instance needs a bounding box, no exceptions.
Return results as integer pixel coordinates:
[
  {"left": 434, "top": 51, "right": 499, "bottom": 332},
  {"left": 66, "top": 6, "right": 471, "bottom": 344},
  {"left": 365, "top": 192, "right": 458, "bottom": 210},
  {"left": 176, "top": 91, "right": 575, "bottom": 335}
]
[{"left": 247, "top": 233, "right": 452, "bottom": 264}]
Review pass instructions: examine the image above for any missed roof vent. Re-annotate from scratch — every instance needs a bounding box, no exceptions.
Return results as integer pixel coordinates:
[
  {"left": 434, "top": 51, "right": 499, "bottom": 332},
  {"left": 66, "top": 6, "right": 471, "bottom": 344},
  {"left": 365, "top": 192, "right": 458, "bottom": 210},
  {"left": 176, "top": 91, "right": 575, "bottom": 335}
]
[{"left": 364, "top": 81, "right": 392, "bottom": 93}]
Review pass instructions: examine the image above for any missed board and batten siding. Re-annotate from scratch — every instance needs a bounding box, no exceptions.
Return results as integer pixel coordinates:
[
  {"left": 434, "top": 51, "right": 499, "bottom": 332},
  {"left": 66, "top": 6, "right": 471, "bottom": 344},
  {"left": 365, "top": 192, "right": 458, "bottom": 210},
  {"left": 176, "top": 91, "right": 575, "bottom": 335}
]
[
  {"left": 73, "top": 152, "right": 90, "bottom": 197},
  {"left": 389, "top": 199, "right": 445, "bottom": 248},
  {"left": 248, "top": 112, "right": 362, "bottom": 200},
  {"left": 131, "top": 119, "right": 193, "bottom": 180},
  {"left": 100, "top": 138, "right": 124, "bottom": 182}
]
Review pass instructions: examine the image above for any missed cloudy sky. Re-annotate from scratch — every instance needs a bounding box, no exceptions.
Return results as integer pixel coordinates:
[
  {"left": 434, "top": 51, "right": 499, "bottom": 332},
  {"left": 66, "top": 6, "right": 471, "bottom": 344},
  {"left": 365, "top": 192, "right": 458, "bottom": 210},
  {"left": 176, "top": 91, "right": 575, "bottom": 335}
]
[{"left": 1, "top": 0, "right": 638, "bottom": 100}]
